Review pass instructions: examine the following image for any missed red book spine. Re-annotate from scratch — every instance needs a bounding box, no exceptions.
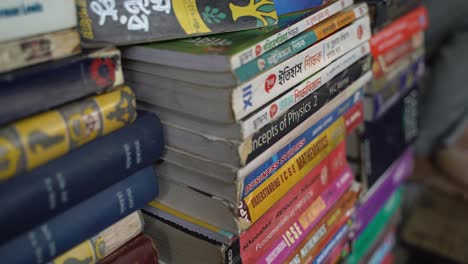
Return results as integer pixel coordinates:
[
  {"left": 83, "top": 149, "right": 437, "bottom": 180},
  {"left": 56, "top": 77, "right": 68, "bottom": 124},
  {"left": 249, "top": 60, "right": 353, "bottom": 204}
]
[{"left": 100, "top": 234, "right": 158, "bottom": 264}]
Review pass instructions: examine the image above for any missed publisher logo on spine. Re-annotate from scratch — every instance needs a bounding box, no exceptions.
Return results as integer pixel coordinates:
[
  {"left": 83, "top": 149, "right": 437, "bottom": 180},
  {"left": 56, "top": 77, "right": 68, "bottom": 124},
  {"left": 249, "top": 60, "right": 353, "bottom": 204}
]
[
  {"left": 255, "top": 44, "right": 262, "bottom": 56},
  {"left": 269, "top": 104, "right": 278, "bottom": 118},
  {"left": 265, "top": 74, "right": 276, "bottom": 93}
]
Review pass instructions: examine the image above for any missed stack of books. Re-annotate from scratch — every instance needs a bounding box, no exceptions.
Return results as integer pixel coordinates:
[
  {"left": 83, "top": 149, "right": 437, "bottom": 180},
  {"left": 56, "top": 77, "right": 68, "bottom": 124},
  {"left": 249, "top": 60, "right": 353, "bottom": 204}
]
[
  {"left": 0, "top": 1, "right": 165, "bottom": 263},
  {"left": 346, "top": 1, "right": 427, "bottom": 263},
  {"left": 119, "top": 0, "right": 377, "bottom": 263}
]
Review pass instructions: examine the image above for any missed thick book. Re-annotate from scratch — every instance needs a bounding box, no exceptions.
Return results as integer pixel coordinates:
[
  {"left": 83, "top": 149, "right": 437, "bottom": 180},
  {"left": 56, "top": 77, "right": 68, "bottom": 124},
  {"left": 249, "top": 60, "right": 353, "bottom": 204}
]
[
  {"left": 0, "top": 0, "right": 77, "bottom": 42},
  {"left": 0, "top": 47, "right": 124, "bottom": 125},
  {"left": 156, "top": 70, "right": 369, "bottom": 193},
  {"left": 139, "top": 42, "right": 372, "bottom": 170},
  {"left": 0, "top": 167, "right": 158, "bottom": 264},
  {"left": 0, "top": 113, "right": 163, "bottom": 244},
  {"left": 51, "top": 212, "right": 143, "bottom": 264},
  {"left": 77, "top": 0, "right": 278, "bottom": 46},
  {"left": 100, "top": 234, "right": 159, "bottom": 264},
  {"left": 0, "top": 86, "right": 136, "bottom": 181},
  {"left": 126, "top": 16, "right": 371, "bottom": 124},
  {"left": 124, "top": 3, "right": 368, "bottom": 86},
  {"left": 0, "top": 29, "right": 81, "bottom": 74},
  {"left": 122, "top": 0, "right": 354, "bottom": 71}
]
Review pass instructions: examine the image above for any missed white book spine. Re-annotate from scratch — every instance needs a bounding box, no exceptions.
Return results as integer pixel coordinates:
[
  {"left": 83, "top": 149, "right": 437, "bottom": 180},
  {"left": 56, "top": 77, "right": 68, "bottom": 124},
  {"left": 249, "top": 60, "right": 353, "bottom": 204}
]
[
  {"left": 229, "top": 0, "right": 354, "bottom": 69},
  {"left": 0, "top": 0, "right": 77, "bottom": 42},
  {"left": 231, "top": 15, "right": 371, "bottom": 121}
]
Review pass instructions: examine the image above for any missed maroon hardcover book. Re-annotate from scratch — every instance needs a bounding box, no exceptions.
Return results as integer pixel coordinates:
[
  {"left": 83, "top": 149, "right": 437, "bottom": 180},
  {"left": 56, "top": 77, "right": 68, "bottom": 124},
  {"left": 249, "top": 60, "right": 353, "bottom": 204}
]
[{"left": 100, "top": 234, "right": 159, "bottom": 264}]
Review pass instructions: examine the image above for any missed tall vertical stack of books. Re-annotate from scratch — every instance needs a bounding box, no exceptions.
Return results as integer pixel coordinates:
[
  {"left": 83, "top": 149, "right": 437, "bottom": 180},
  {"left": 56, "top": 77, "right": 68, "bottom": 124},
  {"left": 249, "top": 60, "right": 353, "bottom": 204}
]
[
  {"left": 119, "top": 0, "right": 376, "bottom": 263},
  {"left": 345, "top": 1, "right": 427, "bottom": 263},
  {"left": 0, "top": 0, "right": 165, "bottom": 263}
]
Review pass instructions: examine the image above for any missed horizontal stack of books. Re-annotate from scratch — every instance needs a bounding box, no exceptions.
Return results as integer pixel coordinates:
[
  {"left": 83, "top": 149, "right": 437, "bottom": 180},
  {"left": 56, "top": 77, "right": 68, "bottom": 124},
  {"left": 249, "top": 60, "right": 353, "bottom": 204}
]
[
  {"left": 0, "top": 1, "right": 165, "bottom": 263},
  {"left": 119, "top": 0, "right": 377, "bottom": 263},
  {"left": 346, "top": 1, "right": 427, "bottom": 263}
]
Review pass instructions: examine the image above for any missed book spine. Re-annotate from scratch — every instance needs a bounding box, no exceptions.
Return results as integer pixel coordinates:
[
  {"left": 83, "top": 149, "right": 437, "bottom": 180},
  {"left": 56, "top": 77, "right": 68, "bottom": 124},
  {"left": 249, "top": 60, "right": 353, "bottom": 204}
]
[
  {"left": 285, "top": 186, "right": 358, "bottom": 264},
  {"left": 322, "top": 234, "right": 350, "bottom": 264},
  {"left": 99, "top": 234, "right": 159, "bottom": 264},
  {"left": 347, "top": 188, "right": 402, "bottom": 264},
  {"left": 238, "top": 81, "right": 365, "bottom": 201},
  {"left": 51, "top": 212, "right": 143, "bottom": 264},
  {"left": 240, "top": 39, "right": 371, "bottom": 138},
  {"left": 238, "top": 55, "right": 371, "bottom": 165},
  {"left": 363, "top": 87, "right": 419, "bottom": 187},
  {"left": 368, "top": 232, "right": 395, "bottom": 264},
  {"left": 369, "top": 6, "right": 428, "bottom": 58},
  {"left": 367, "top": 56, "right": 424, "bottom": 121},
  {"left": 0, "top": 113, "right": 163, "bottom": 243},
  {"left": 0, "top": 167, "right": 158, "bottom": 264},
  {"left": 0, "top": 0, "right": 77, "bottom": 42},
  {"left": 256, "top": 169, "right": 355, "bottom": 264},
  {"left": 234, "top": 3, "right": 369, "bottom": 83},
  {"left": 239, "top": 142, "right": 348, "bottom": 262},
  {"left": 372, "top": 31, "right": 424, "bottom": 79},
  {"left": 231, "top": 0, "right": 355, "bottom": 68},
  {"left": 77, "top": 0, "right": 278, "bottom": 46},
  {"left": 0, "top": 86, "right": 136, "bottom": 181},
  {"left": 0, "top": 29, "right": 81, "bottom": 74},
  {"left": 232, "top": 15, "right": 371, "bottom": 120},
  {"left": 312, "top": 223, "right": 350, "bottom": 264},
  {"left": 238, "top": 97, "right": 364, "bottom": 227},
  {"left": 0, "top": 47, "right": 124, "bottom": 125},
  {"left": 354, "top": 148, "right": 413, "bottom": 237}
]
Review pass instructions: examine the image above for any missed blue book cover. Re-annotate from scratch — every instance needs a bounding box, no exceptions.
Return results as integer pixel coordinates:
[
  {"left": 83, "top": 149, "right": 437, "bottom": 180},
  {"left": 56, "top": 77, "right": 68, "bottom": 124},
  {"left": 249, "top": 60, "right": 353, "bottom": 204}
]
[
  {"left": 0, "top": 166, "right": 158, "bottom": 264},
  {"left": 0, "top": 47, "right": 123, "bottom": 125},
  {"left": 274, "top": 0, "right": 324, "bottom": 15},
  {"left": 0, "top": 113, "right": 164, "bottom": 244}
]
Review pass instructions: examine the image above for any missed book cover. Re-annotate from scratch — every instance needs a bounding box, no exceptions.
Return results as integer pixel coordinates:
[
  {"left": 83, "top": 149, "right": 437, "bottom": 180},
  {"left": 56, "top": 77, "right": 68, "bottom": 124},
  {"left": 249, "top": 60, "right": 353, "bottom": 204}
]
[
  {"left": 0, "top": 47, "right": 124, "bottom": 125},
  {"left": 0, "top": 86, "right": 137, "bottom": 181},
  {"left": 100, "top": 234, "right": 159, "bottom": 264},
  {"left": 52, "top": 212, "right": 143, "bottom": 264},
  {"left": 0, "top": 0, "right": 77, "bottom": 42},
  {"left": 77, "top": 0, "right": 278, "bottom": 46},
  {"left": 0, "top": 167, "right": 158, "bottom": 264},
  {"left": 0, "top": 113, "right": 163, "bottom": 244},
  {"left": 0, "top": 29, "right": 81, "bottom": 74}
]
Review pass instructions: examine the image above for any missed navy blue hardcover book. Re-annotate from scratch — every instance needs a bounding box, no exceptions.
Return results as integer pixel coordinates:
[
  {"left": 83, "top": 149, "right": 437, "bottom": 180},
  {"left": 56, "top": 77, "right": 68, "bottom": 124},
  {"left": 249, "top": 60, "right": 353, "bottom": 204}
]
[
  {"left": 0, "top": 47, "right": 123, "bottom": 125},
  {"left": 0, "top": 166, "right": 158, "bottom": 264},
  {"left": 0, "top": 113, "right": 164, "bottom": 244},
  {"left": 364, "top": 85, "right": 419, "bottom": 188}
]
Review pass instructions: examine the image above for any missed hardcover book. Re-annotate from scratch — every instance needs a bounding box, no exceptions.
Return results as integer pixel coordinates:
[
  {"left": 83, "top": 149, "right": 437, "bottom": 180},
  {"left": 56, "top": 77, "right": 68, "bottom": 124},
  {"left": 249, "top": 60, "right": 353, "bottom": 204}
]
[
  {"left": 100, "top": 234, "right": 159, "bottom": 264},
  {"left": 0, "top": 47, "right": 124, "bottom": 125},
  {"left": 0, "top": 167, "right": 158, "bottom": 264},
  {"left": 77, "top": 0, "right": 278, "bottom": 46},
  {"left": 0, "top": 86, "right": 136, "bottom": 181},
  {"left": 0, "top": 113, "right": 163, "bottom": 244}
]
